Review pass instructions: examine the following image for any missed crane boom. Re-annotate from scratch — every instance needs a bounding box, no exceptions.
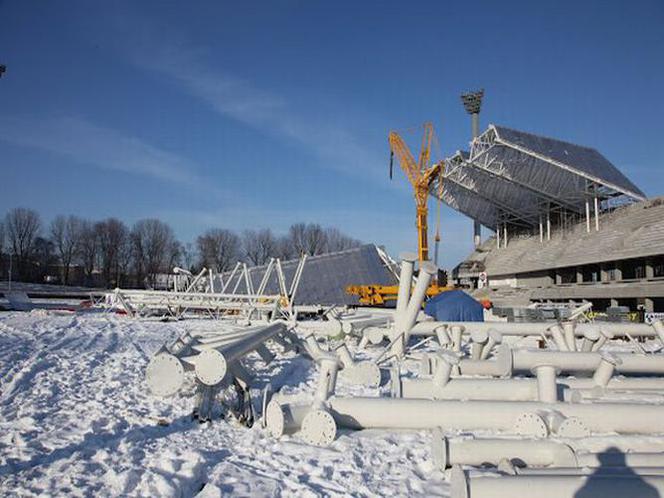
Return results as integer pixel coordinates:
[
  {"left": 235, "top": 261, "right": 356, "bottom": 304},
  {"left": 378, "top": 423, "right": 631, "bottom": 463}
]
[{"left": 388, "top": 122, "right": 444, "bottom": 262}]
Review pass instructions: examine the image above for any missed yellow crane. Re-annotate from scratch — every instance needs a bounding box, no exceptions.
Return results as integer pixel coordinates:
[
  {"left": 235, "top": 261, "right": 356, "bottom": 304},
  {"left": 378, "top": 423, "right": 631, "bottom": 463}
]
[
  {"left": 346, "top": 122, "right": 450, "bottom": 306},
  {"left": 388, "top": 122, "right": 444, "bottom": 262}
]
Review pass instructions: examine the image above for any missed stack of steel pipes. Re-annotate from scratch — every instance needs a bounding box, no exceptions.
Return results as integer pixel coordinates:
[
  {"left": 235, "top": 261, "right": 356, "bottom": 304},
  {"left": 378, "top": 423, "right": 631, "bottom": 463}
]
[{"left": 145, "top": 321, "right": 298, "bottom": 420}]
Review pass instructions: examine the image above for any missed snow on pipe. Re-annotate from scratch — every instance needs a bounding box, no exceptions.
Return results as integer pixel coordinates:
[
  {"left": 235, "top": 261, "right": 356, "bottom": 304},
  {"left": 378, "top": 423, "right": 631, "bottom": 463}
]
[
  {"left": 323, "top": 396, "right": 664, "bottom": 435},
  {"left": 450, "top": 465, "right": 664, "bottom": 498}
]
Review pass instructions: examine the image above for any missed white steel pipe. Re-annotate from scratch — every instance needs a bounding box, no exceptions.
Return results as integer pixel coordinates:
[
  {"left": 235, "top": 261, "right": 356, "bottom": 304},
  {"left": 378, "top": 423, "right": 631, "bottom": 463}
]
[
  {"left": 395, "top": 374, "right": 664, "bottom": 401},
  {"left": 533, "top": 364, "right": 559, "bottom": 403},
  {"left": 480, "top": 330, "right": 502, "bottom": 360},
  {"left": 401, "top": 261, "right": 437, "bottom": 339},
  {"left": 592, "top": 353, "right": 621, "bottom": 387},
  {"left": 562, "top": 321, "right": 576, "bottom": 351},
  {"left": 188, "top": 322, "right": 287, "bottom": 386},
  {"left": 326, "top": 397, "right": 664, "bottom": 435},
  {"left": 341, "top": 315, "right": 392, "bottom": 335},
  {"left": 512, "top": 349, "right": 664, "bottom": 375},
  {"left": 549, "top": 324, "right": 569, "bottom": 351},
  {"left": 431, "top": 433, "right": 577, "bottom": 470},
  {"left": 409, "top": 321, "right": 662, "bottom": 339},
  {"left": 394, "top": 252, "right": 417, "bottom": 330}
]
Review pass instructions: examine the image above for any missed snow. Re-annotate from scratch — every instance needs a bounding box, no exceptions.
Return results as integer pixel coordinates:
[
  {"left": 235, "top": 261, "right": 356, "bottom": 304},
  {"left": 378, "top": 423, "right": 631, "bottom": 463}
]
[{"left": 0, "top": 311, "right": 448, "bottom": 497}]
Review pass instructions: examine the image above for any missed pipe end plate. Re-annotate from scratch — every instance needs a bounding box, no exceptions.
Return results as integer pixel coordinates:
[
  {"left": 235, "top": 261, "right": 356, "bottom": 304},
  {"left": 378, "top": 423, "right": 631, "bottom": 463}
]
[
  {"left": 146, "top": 353, "right": 185, "bottom": 397},
  {"left": 195, "top": 349, "right": 227, "bottom": 386},
  {"left": 513, "top": 412, "right": 548, "bottom": 438},
  {"left": 265, "top": 399, "right": 286, "bottom": 438},
  {"left": 557, "top": 416, "right": 591, "bottom": 438},
  {"left": 301, "top": 409, "right": 337, "bottom": 447}
]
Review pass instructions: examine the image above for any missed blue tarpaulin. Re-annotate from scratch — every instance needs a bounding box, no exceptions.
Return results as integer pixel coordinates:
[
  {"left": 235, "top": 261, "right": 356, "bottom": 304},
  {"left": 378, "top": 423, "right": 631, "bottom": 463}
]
[{"left": 424, "top": 290, "right": 484, "bottom": 322}]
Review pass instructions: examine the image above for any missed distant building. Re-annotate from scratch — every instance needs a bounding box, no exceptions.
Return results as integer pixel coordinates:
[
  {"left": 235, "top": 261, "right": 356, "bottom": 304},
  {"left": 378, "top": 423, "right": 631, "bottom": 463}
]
[{"left": 454, "top": 197, "right": 664, "bottom": 313}]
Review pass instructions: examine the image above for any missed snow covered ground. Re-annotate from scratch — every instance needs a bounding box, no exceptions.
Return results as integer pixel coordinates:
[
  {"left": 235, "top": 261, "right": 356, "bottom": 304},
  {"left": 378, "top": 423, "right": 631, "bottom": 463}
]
[{"left": 0, "top": 311, "right": 447, "bottom": 497}]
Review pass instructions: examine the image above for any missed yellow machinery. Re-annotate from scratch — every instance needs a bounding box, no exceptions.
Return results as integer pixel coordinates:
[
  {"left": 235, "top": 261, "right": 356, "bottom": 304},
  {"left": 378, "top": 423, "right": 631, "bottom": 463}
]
[
  {"left": 346, "top": 283, "right": 446, "bottom": 306},
  {"left": 346, "top": 122, "right": 452, "bottom": 306},
  {"left": 388, "top": 121, "right": 444, "bottom": 262}
]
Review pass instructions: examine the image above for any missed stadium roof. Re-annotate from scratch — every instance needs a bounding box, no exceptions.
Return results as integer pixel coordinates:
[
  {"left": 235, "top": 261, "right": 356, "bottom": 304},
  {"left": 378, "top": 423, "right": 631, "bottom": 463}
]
[{"left": 432, "top": 125, "right": 646, "bottom": 229}]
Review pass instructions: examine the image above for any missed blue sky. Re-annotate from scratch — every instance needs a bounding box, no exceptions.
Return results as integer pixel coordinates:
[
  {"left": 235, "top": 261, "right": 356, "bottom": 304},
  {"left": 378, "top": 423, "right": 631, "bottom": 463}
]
[{"left": 1, "top": 0, "right": 663, "bottom": 269}]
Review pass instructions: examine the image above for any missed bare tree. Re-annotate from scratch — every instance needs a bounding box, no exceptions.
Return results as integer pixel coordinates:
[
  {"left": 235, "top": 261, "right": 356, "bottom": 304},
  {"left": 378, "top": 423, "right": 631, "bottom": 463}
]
[
  {"left": 33, "top": 236, "right": 56, "bottom": 281},
  {"left": 131, "top": 219, "right": 178, "bottom": 288},
  {"left": 96, "top": 218, "right": 129, "bottom": 288},
  {"left": 304, "top": 223, "right": 327, "bottom": 256},
  {"left": 78, "top": 220, "right": 99, "bottom": 286},
  {"left": 181, "top": 242, "right": 197, "bottom": 273},
  {"left": 324, "top": 227, "right": 362, "bottom": 252},
  {"left": 276, "top": 235, "right": 295, "bottom": 261},
  {"left": 243, "top": 228, "right": 277, "bottom": 266},
  {"left": 4, "top": 207, "right": 41, "bottom": 280},
  {"left": 288, "top": 223, "right": 308, "bottom": 256},
  {"left": 50, "top": 215, "right": 83, "bottom": 285},
  {"left": 197, "top": 228, "right": 240, "bottom": 272}
]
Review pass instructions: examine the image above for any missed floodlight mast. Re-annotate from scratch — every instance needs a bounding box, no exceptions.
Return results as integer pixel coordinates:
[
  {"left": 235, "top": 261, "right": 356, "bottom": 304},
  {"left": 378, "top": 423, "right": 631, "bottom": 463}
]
[{"left": 461, "top": 89, "right": 485, "bottom": 248}]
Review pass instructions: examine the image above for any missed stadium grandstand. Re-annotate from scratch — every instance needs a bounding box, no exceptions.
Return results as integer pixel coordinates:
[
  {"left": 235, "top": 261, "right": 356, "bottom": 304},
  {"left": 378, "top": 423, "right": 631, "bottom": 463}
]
[{"left": 435, "top": 124, "right": 664, "bottom": 316}]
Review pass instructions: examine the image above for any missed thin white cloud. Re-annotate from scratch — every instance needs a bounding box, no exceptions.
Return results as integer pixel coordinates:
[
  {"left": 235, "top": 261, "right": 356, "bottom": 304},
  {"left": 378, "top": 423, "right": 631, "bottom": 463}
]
[
  {"left": 0, "top": 115, "right": 230, "bottom": 197},
  {"left": 109, "top": 13, "right": 390, "bottom": 186}
]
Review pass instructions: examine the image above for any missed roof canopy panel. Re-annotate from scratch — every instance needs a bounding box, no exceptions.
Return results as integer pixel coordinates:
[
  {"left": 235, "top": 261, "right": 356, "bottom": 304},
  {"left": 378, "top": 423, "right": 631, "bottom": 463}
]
[
  {"left": 494, "top": 126, "right": 645, "bottom": 200},
  {"left": 433, "top": 125, "right": 646, "bottom": 229}
]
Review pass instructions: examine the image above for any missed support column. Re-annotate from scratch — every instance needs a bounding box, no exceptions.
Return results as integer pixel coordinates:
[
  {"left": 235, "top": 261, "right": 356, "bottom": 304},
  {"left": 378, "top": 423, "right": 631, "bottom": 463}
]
[
  {"left": 600, "top": 264, "right": 609, "bottom": 282},
  {"left": 539, "top": 214, "right": 543, "bottom": 243},
  {"left": 645, "top": 298, "right": 654, "bottom": 313},
  {"left": 473, "top": 220, "right": 481, "bottom": 248},
  {"left": 576, "top": 267, "right": 583, "bottom": 284},
  {"left": 594, "top": 196, "right": 599, "bottom": 231},
  {"left": 503, "top": 224, "right": 508, "bottom": 248},
  {"left": 546, "top": 211, "right": 551, "bottom": 241},
  {"left": 585, "top": 199, "right": 591, "bottom": 233},
  {"left": 646, "top": 259, "right": 655, "bottom": 279},
  {"left": 614, "top": 263, "right": 623, "bottom": 281},
  {"left": 496, "top": 225, "right": 500, "bottom": 249}
]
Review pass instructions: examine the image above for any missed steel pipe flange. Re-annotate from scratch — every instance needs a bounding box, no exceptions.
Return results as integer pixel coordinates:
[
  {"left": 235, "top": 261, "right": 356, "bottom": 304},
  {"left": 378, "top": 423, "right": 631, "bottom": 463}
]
[
  {"left": 195, "top": 349, "right": 228, "bottom": 386},
  {"left": 300, "top": 409, "right": 337, "bottom": 446},
  {"left": 513, "top": 412, "right": 549, "bottom": 438},
  {"left": 146, "top": 352, "right": 185, "bottom": 397},
  {"left": 557, "top": 416, "right": 591, "bottom": 438}
]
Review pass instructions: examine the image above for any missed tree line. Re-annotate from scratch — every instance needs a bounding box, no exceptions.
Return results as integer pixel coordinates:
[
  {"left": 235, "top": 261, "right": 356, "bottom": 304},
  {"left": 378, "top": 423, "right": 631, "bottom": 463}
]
[{"left": 0, "top": 207, "right": 362, "bottom": 288}]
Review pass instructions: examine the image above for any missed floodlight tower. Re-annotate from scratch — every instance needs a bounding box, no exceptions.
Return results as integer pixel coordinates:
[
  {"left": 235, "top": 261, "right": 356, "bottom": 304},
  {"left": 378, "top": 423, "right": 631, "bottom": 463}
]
[{"left": 461, "top": 89, "right": 484, "bottom": 248}]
